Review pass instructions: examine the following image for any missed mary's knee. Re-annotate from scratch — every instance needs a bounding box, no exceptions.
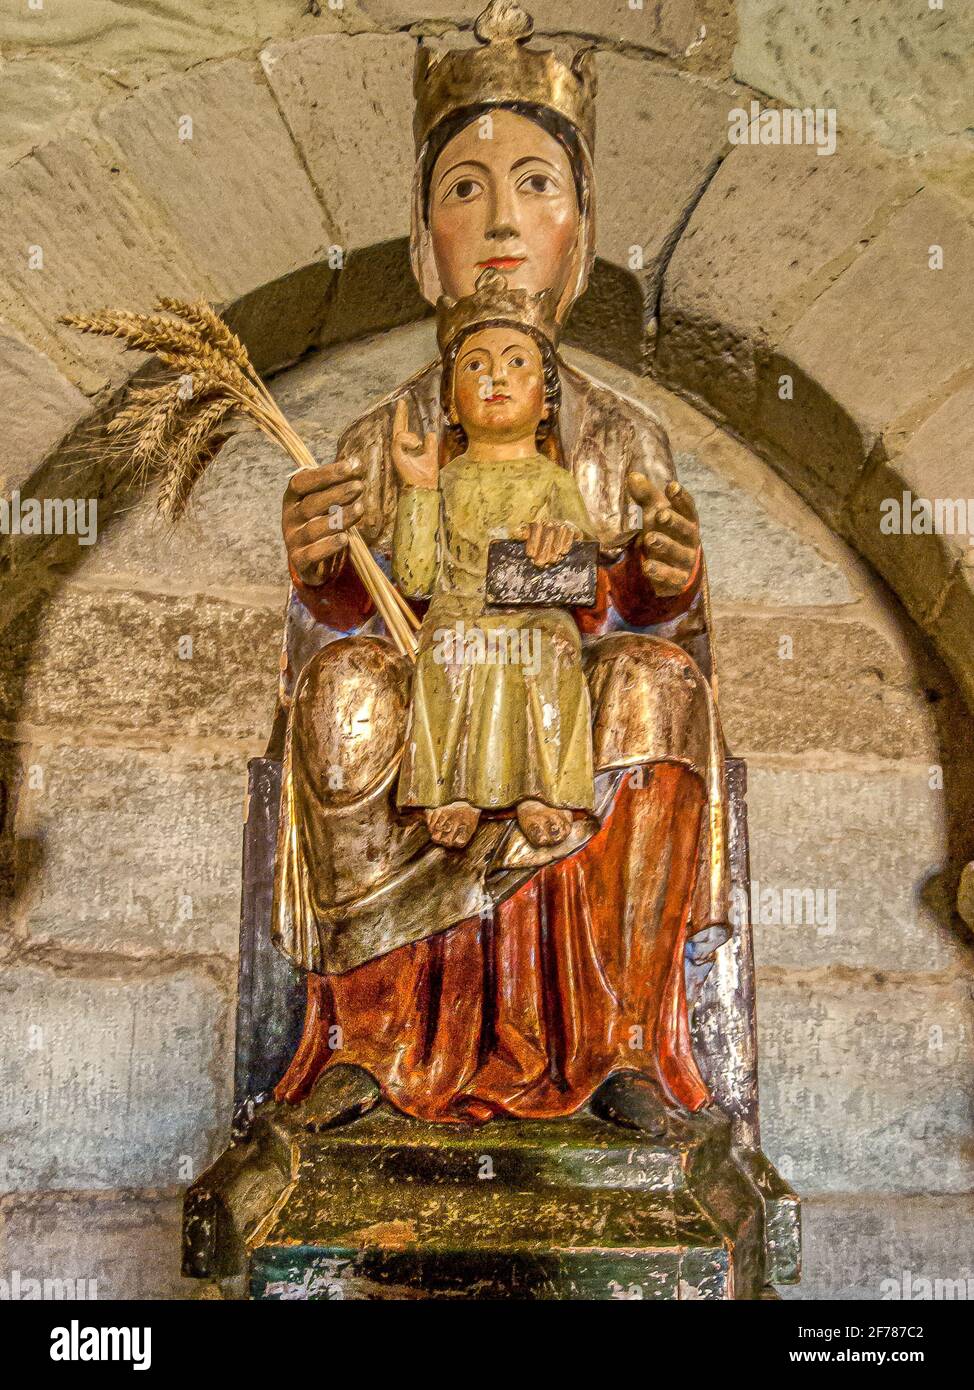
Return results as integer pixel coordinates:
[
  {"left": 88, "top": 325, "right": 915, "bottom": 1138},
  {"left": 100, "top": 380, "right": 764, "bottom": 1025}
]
[
  {"left": 585, "top": 633, "right": 711, "bottom": 770},
  {"left": 587, "top": 632, "right": 706, "bottom": 698},
  {"left": 289, "top": 637, "right": 410, "bottom": 802}
]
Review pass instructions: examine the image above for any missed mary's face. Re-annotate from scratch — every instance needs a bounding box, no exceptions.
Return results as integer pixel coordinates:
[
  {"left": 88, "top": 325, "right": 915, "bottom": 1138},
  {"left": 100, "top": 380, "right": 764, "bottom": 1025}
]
[{"left": 428, "top": 109, "right": 580, "bottom": 303}]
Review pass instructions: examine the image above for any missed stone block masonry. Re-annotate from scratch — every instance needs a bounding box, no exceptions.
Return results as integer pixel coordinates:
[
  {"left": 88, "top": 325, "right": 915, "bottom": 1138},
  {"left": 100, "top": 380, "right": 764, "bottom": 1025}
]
[{"left": 0, "top": 7, "right": 971, "bottom": 1301}]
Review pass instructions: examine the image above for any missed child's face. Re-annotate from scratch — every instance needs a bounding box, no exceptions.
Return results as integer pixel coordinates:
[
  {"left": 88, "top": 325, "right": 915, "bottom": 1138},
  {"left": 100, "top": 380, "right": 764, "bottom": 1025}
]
[{"left": 452, "top": 327, "right": 546, "bottom": 445}]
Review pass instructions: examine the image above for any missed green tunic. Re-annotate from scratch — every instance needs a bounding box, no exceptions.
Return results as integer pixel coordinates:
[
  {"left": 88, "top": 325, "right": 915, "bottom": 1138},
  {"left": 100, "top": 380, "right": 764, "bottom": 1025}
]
[{"left": 393, "top": 452, "right": 596, "bottom": 813}]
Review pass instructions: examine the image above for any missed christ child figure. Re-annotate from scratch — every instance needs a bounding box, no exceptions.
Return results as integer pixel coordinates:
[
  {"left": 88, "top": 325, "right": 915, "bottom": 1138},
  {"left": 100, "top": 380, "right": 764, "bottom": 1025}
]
[{"left": 391, "top": 269, "right": 597, "bottom": 852}]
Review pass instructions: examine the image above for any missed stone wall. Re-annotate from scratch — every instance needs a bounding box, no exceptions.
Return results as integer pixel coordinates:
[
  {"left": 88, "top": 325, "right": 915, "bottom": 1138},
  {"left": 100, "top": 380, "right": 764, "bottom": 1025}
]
[
  {"left": 733, "top": 1, "right": 974, "bottom": 192},
  {"left": 1, "top": 3, "right": 972, "bottom": 1300}
]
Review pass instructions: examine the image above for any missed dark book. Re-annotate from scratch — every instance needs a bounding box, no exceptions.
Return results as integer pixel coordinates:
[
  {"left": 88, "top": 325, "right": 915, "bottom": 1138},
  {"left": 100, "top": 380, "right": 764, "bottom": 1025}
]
[{"left": 485, "top": 538, "right": 599, "bottom": 608}]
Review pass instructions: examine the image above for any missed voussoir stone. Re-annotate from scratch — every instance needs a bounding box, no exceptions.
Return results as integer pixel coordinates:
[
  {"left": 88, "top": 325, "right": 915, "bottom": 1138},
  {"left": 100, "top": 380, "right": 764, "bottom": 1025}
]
[
  {"left": 260, "top": 33, "right": 415, "bottom": 252},
  {"left": 592, "top": 57, "right": 731, "bottom": 316},
  {"left": 0, "top": 964, "right": 232, "bottom": 1190},
  {"left": 0, "top": 1, "right": 333, "bottom": 89},
  {"left": 0, "top": 133, "right": 207, "bottom": 393},
  {"left": 657, "top": 136, "right": 920, "bottom": 442},
  {"left": 733, "top": 0, "right": 974, "bottom": 159},
  {"left": 0, "top": 56, "right": 114, "bottom": 171},
  {"left": 957, "top": 862, "right": 974, "bottom": 930},
  {"left": 0, "top": 322, "right": 88, "bottom": 495},
  {"left": 354, "top": 0, "right": 706, "bottom": 54},
  {"left": 94, "top": 60, "right": 332, "bottom": 310},
  {"left": 567, "top": 56, "right": 733, "bottom": 370},
  {"left": 927, "top": 566, "right": 974, "bottom": 718},
  {"left": 846, "top": 381, "right": 974, "bottom": 629},
  {"left": 757, "top": 970, "right": 974, "bottom": 1194},
  {"left": 759, "top": 189, "right": 974, "bottom": 522},
  {"left": 222, "top": 263, "right": 339, "bottom": 377},
  {"left": 10, "top": 742, "right": 247, "bottom": 959}
]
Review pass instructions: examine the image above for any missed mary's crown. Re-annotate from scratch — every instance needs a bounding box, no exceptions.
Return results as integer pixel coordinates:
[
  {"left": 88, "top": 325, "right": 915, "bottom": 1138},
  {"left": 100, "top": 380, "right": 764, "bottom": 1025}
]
[{"left": 413, "top": 1, "right": 597, "bottom": 155}]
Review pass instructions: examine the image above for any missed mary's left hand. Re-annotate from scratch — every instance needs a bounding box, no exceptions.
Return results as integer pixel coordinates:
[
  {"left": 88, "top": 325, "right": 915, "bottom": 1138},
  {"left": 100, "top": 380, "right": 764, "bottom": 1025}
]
[{"left": 626, "top": 473, "right": 700, "bottom": 596}]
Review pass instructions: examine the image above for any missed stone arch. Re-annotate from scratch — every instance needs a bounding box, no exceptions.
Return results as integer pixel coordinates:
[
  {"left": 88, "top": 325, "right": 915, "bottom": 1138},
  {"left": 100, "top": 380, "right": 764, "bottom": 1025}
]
[{"left": 3, "top": 33, "right": 972, "bottom": 709}]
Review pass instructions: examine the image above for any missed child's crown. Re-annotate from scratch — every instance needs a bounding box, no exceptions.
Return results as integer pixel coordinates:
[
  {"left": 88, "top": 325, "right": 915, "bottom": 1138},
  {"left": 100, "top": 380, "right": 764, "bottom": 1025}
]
[{"left": 436, "top": 267, "right": 560, "bottom": 354}]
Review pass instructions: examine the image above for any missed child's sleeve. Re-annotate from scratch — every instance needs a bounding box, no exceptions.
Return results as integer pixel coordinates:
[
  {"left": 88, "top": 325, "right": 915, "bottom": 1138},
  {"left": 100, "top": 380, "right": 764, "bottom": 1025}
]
[
  {"left": 549, "top": 470, "right": 597, "bottom": 540},
  {"left": 392, "top": 486, "right": 441, "bottom": 598}
]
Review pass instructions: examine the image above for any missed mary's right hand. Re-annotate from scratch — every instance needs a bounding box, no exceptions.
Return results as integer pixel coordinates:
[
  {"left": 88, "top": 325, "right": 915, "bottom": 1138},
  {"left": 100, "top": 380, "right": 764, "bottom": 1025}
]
[{"left": 282, "top": 456, "right": 366, "bottom": 586}]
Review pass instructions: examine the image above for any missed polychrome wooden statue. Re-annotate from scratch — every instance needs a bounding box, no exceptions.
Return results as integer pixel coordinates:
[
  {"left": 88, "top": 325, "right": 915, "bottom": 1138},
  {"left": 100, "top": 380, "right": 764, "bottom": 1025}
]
[
  {"left": 183, "top": 1, "right": 801, "bottom": 1299},
  {"left": 274, "top": 0, "right": 726, "bottom": 1133}
]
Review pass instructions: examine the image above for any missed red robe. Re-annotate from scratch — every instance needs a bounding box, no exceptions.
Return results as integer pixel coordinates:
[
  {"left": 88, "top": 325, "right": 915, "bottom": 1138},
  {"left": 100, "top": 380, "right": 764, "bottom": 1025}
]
[{"left": 276, "top": 551, "right": 711, "bottom": 1121}]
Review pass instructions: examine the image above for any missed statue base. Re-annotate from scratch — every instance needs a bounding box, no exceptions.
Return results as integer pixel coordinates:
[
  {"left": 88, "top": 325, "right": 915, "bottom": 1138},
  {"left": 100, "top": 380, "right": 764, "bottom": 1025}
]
[{"left": 183, "top": 1102, "right": 800, "bottom": 1300}]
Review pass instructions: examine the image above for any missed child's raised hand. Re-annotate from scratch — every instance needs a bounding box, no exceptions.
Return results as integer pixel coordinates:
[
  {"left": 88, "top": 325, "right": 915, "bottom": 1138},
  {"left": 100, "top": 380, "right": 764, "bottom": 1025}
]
[
  {"left": 392, "top": 398, "right": 439, "bottom": 490},
  {"left": 516, "top": 521, "right": 581, "bottom": 568}
]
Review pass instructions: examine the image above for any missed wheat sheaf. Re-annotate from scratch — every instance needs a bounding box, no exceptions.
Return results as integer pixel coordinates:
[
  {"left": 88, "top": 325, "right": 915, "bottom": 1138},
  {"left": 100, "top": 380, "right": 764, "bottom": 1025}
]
[{"left": 60, "top": 298, "right": 419, "bottom": 659}]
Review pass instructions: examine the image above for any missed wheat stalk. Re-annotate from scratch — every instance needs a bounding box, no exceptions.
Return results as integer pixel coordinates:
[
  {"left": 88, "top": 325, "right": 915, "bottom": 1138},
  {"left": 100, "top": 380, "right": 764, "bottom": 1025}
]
[{"left": 60, "top": 298, "right": 419, "bottom": 659}]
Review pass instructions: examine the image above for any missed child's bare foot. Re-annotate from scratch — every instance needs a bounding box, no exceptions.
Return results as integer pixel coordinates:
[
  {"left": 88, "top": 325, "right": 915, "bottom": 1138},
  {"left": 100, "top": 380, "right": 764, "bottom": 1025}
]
[
  {"left": 425, "top": 802, "right": 481, "bottom": 848},
  {"left": 517, "top": 800, "right": 573, "bottom": 847}
]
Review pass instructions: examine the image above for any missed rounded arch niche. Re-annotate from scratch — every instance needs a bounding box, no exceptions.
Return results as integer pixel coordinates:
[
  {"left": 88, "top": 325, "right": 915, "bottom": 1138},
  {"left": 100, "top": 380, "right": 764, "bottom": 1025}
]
[{"left": 2, "top": 23, "right": 972, "bottom": 1301}]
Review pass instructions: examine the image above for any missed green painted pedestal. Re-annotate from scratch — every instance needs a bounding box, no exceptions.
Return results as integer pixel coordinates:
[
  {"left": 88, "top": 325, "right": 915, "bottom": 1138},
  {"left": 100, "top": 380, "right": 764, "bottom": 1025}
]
[{"left": 183, "top": 1103, "right": 800, "bottom": 1300}]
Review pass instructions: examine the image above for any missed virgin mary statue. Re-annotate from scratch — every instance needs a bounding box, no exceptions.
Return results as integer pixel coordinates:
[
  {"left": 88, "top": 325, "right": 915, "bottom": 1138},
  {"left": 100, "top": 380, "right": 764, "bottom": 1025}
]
[{"left": 271, "top": 0, "right": 730, "bottom": 1135}]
